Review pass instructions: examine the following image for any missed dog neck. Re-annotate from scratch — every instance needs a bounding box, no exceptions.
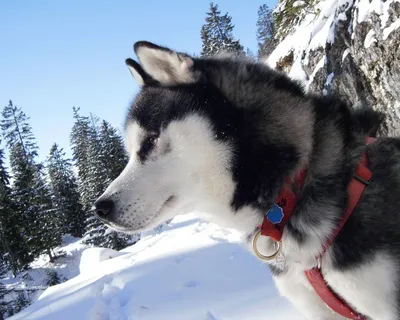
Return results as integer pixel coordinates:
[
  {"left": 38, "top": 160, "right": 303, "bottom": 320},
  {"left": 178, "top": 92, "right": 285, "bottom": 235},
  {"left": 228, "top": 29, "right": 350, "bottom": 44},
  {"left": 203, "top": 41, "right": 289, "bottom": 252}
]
[
  {"left": 257, "top": 167, "right": 308, "bottom": 242},
  {"left": 235, "top": 102, "right": 368, "bottom": 268}
]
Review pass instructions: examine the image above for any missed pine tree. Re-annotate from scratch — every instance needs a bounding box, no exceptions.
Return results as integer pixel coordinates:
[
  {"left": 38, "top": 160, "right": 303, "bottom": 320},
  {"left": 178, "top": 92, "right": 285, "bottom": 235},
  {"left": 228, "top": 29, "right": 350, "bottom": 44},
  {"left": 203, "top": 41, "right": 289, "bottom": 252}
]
[
  {"left": 45, "top": 270, "right": 62, "bottom": 286},
  {"left": 99, "top": 120, "right": 128, "bottom": 183},
  {"left": 7, "top": 143, "right": 42, "bottom": 262},
  {"left": 70, "top": 107, "right": 92, "bottom": 212},
  {"left": 0, "top": 255, "right": 10, "bottom": 319},
  {"left": 1, "top": 101, "right": 37, "bottom": 267},
  {"left": 245, "top": 48, "right": 257, "bottom": 61},
  {"left": 98, "top": 120, "right": 134, "bottom": 250},
  {"left": 70, "top": 107, "right": 102, "bottom": 244},
  {"left": 0, "top": 282, "right": 7, "bottom": 320},
  {"left": 70, "top": 108, "right": 135, "bottom": 250},
  {"left": 13, "top": 293, "right": 30, "bottom": 314},
  {"left": 200, "top": 2, "right": 244, "bottom": 57},
  {"left": 84, "top": 117, "right": 134, "bottom": 249},
  {"left": 47, "top": 144, "right": 86, "bottom": 237},
  {"left": 256, "top": 4, "right": 277, "bottom": 59},
  {"left": 0, "top": 146, "right": 24, "bottom": 276},
  {"left": 81, "top": 114, "right": 109, "bottom": 247},
  {"left": 31, "top": 165, "right": 62, "bottom": 262},
  {"left": 86, "top": 114, "right": 108, "bottom": 201},
  {"left": 1, "top": 100, "right": 60, "bottom": 263},
  {"left": 70, "top": 109, "right": 107, "bottom": 210}
]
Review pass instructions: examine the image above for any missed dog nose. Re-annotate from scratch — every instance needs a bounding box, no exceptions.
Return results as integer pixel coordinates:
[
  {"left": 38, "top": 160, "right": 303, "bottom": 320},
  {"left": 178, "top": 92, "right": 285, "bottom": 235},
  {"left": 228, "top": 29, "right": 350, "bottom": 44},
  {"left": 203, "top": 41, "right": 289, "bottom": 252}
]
[{"left": 94, "top": 199, "right": 114, "bottom": 220}]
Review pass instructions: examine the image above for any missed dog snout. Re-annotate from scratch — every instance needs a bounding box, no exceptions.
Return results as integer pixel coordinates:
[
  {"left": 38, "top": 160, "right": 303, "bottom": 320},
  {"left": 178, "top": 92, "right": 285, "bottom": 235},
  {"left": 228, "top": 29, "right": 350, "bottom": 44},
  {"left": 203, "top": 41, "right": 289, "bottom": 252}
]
[{"left": 94, "top": 199, "right": 115, "bottom": 221}]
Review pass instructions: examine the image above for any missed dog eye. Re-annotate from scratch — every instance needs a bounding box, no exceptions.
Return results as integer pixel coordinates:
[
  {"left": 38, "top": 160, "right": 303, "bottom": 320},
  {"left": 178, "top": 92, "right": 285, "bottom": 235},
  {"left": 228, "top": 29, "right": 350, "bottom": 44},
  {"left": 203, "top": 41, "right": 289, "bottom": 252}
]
[
  {"left": 147, "top": 135, "right": 158, "bottom": 147},
  {"left": 139, "top": 133, "right": 159, "bottom": 160}
]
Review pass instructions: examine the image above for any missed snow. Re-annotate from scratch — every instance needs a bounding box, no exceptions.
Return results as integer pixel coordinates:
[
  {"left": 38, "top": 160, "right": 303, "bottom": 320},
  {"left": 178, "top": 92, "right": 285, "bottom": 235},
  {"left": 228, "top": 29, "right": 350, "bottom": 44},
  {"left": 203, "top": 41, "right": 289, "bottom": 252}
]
[
  {"left": 395, "top": 101, "right": 400, "bottom": 119},
  {"left": 337, "top": 0, "right": 354, "bottom": 21},
  {"left": 306, "top": 56, "right": 327, "bottom": 92},
  {"left": 79, "top": 248, "right": 128, "bottom": 274},
  {"left": 267, "top": 0, "right": 344, "bottom": 89},
  {"left": 326, "top": 72, "right": 335, "bottom": 85},
  {"left": 293, "top": 0, "right": 306, "bottom": 7},
  {"left": 355, "top": 0, "right": 400, "bottom": 40},
  {"left": 383, "top": 19, "right": 400, "bottom": 40},
  {"left": 364, "top": 29, "right": 377, "bottom": 48},
  {"left": 381, "top": 1, "right": 392, "bottom": 27},
  {"left": 1, "top": 235, "right": 90, "bottom": 307},
  {"left": 267, "top": 0, "right": 398, "bottom": 91},
  {"left": 357, "top": 0, "right": 383, "bottom": 23},
  {"left": 342, "top": 48, "right": 351, "bottom": 63},
  {"left": 356, "top": 0, "right": 400, "bottom": 27},
  {"left": 323, "top": 72, "right": 335, "bottom": 95},
  {"left": 309, "top": 0, "right": 338, "bottom": 48},
  {"left": 288, "top": 56, "right": 309, "bottom": 85},
  {"left": 8, "top": 214, "right": 302, "bottom": 320}
]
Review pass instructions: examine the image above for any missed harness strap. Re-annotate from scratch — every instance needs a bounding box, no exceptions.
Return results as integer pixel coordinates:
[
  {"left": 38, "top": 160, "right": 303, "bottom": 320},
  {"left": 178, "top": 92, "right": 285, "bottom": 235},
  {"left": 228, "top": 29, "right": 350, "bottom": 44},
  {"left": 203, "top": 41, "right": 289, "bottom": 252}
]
[
  {"left": 318, "top": 146, "right": 372, "bottom": 258},
  {"left": 256, "top": 137, "right": 375, "bottom": 319},
  {"left": 304, "top": 137, "right": 375, "bottom": 320},
  {"left": 304, "top": 269, "right": 367, "bottom": 320}
]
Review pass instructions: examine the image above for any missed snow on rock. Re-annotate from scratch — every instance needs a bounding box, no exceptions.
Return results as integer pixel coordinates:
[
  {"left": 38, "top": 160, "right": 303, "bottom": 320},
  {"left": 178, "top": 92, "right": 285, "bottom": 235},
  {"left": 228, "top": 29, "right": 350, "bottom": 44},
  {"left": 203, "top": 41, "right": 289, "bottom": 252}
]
[
  {"left": 323, "top": 72, "right": 335, "bottom": 95},
  {"left": 267, "top": 0, "right": 342, "bottom": 91},
  {"left": 288, "top": 55, "right": 308, "bottom": 84},
  {"left": 9, "top": 214, "right": 302, "bottom": 320},
  {"left": 268, "top": 0, "right": 400, "bottom": 136},
  {"left": 364, "top": 29, "right": 376, "bottom": 48},
  {"left": 356, "top": 0, "right": 400, "bottom": 25},
  {"left": 357, "top": 0, "right": 384, "bottom": 23},
  {"left": 342, "top": 48, "right": 351, "bottom": 63},
  {"left": 293, "top": 0, "right": 306, "bottom": 6},
  {"left": 395, "top": 102, "right": 400, "bottom": 120},
  {"left": 305, "top": 56, "right": 326, "bottom": 92},
  {"left": 79, "top": 247, "right": 128, "bottom": 274},
  {"left": 383, "top": 18, "right": 400, "bottom": 40}
]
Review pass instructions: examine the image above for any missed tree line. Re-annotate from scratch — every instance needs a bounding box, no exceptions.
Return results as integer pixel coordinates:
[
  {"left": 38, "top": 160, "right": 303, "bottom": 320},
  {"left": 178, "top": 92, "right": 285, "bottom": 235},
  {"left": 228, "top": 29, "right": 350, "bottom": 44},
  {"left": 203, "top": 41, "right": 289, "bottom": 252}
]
[
  {"left": 0, "top": 102, "right": 137, "bottom": 316},
  {"left": 0, "top": 102, "right": 136, "bottom": 278},
  {"left": 201, "top": 2, "right": 277, "bottom": 60}
]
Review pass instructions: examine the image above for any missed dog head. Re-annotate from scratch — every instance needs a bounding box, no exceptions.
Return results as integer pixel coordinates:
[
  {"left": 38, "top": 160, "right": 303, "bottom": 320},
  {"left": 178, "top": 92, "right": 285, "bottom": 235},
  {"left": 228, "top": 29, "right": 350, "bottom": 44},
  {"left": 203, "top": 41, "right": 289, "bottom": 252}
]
[{"left": 93, "top": 41, "right": 309, "bottom": 235}]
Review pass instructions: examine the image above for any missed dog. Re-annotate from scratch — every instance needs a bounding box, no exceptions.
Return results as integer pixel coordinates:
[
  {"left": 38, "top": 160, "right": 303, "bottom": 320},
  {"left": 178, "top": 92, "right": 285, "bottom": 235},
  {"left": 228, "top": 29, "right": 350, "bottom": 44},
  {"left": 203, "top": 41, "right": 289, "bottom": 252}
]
[{"left": 93, "top": 41, "right": 400, "bottom": 319}]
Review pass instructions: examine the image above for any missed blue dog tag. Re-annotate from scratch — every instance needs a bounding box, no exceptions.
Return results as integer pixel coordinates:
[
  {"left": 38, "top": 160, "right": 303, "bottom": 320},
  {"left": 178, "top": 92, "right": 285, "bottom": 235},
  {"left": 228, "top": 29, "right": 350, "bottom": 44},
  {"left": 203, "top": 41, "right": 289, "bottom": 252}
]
[{"left": 267, "top": 204, "right": 284, "bottom": 224}]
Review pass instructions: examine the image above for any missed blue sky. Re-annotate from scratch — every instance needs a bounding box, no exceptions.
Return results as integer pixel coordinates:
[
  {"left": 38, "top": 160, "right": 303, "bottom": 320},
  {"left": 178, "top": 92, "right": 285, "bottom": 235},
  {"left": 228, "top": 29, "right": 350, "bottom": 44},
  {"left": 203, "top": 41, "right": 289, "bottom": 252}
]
[{"left": 0, "top": 0, "right": 276, "bottom": 162}]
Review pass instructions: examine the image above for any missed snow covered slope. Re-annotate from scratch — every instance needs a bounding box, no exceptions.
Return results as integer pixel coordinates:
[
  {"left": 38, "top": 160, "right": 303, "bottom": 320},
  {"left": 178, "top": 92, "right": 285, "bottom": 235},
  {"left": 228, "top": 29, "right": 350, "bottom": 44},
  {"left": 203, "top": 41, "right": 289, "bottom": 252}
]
[
  {"left": 9, "top": 214, "right": 302, "bottom": 320},
  {"left": 1, "top": 235, "right": 90, "bottom": 311}
]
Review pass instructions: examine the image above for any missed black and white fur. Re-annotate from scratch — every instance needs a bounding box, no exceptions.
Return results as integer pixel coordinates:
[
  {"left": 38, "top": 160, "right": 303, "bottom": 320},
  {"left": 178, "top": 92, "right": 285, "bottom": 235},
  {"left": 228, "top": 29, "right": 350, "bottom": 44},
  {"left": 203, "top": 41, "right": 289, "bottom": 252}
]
[{"left": 94, "top": 41, "right": 400, "bottom": 320}]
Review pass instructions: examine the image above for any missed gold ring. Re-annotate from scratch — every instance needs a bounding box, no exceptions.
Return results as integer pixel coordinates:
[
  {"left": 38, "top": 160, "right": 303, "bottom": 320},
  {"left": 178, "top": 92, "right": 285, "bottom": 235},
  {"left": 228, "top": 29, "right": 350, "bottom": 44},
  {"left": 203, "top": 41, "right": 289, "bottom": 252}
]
[{"left": 252, "top": 230, "right": 282, "bottom": 260}]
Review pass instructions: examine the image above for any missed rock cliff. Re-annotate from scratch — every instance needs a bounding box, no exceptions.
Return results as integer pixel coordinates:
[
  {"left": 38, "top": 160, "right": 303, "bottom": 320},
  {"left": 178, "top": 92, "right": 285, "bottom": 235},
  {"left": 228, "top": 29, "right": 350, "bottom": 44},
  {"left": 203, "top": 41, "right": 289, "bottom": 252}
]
[{"left": 268, "top": 0, "right": 400, "bottom": 135}]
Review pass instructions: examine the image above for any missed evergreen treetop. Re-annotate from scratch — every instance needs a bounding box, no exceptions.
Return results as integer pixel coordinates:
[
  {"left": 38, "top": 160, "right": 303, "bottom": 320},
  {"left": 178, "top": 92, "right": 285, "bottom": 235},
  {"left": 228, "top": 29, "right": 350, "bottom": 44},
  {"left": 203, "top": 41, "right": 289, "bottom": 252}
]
[
  {"left": 256, "top": 4, "right": 277, "bottom": 59},
  {"left": 47, "top": 144, "right": 86, "bottom": 237},
  {"left": 200, "top": 2, "right": 244, "bottom": 57}
]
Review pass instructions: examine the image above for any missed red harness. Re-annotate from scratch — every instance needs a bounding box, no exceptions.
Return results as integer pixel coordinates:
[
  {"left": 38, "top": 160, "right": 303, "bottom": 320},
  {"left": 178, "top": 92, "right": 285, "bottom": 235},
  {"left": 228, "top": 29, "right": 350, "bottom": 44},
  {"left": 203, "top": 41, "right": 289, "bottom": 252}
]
[{"left": 259, "top": 138, "right": 375, "bottom": 320}]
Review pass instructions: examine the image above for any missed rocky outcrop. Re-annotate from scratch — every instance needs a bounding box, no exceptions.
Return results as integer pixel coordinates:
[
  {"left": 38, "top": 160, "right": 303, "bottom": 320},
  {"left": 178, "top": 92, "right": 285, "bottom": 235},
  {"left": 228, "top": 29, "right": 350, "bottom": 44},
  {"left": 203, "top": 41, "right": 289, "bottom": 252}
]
[{"left": 268, "top": 0, "right": 400, "bottom": 136}]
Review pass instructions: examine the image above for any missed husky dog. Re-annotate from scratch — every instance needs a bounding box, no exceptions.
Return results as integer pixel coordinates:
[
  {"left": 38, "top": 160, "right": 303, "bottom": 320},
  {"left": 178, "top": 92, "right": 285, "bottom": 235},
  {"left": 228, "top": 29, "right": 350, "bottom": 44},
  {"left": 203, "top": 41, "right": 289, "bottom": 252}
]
[{"left": 94, "top": 41, "right": 400, "bottom": 320}]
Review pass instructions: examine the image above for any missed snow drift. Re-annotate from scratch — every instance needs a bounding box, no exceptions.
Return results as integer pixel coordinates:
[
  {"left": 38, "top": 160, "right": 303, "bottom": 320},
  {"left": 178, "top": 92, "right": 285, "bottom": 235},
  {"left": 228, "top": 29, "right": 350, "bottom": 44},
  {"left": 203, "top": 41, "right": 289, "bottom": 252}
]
[{"left": 9, "top": 214, "right": 302, "bottom": 320}]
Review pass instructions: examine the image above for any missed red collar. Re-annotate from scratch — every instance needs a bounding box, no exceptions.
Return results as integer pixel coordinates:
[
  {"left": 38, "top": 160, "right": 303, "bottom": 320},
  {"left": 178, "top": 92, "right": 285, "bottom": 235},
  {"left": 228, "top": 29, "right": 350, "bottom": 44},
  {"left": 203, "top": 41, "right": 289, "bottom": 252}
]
[
  {"left": 259, "top": 168, "right": 307, "bottom": 242},
  {"left": 257, "top": 137, "right": 375, "bottom": 320}
]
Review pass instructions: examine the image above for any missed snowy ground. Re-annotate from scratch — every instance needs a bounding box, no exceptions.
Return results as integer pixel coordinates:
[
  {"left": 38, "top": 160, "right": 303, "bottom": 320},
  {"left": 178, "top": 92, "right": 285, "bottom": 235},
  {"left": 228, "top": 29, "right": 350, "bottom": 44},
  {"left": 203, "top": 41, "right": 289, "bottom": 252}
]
[
  {"left": 1, "top": 234, "right": 90, "bottom": 307},
  {"left": 9, "top": 214, "right": 302, "bottom": 319}
]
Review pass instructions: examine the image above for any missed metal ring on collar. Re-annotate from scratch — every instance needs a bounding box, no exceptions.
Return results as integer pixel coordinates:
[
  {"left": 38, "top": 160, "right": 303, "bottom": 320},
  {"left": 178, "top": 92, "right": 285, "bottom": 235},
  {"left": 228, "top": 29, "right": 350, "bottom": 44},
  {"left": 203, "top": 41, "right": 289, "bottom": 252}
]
[{"left": 252, "top": 229, "right": 282, "bottom": 260}]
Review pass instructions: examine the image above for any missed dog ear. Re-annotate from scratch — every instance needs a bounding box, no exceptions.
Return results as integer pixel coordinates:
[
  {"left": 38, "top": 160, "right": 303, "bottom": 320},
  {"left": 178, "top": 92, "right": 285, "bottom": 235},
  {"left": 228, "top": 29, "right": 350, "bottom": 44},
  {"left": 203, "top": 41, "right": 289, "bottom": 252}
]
[
  {"left": 133, "top": 41, "right": 197, "bottom": 86},
  {"left": 125, "top": 58, "right": 154, "bottom": 86}
]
